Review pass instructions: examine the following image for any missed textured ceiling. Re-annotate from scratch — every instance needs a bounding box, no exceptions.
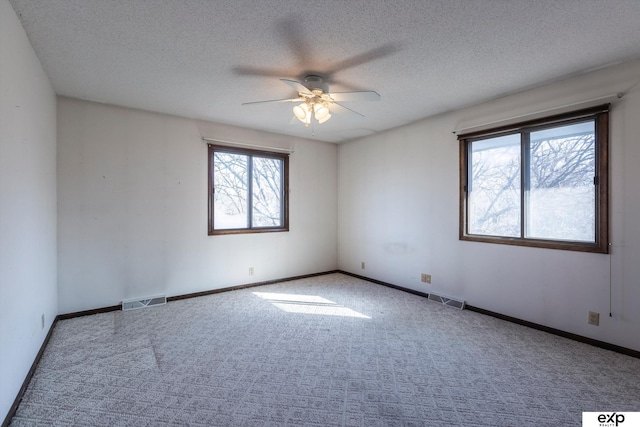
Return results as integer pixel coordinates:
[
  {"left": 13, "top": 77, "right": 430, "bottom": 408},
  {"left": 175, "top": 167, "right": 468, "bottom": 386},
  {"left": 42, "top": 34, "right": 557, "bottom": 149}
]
[{"left": 8, "top": 0, "right": 640, "bottom": 143}]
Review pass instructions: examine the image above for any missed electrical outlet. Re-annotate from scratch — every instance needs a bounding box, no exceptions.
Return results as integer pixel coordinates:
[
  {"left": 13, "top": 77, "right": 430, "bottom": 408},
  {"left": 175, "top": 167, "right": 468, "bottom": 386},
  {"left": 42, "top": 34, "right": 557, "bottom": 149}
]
[
  {"left": 249, "top": 267, "right": 254, "bottom": 276},
  {"left": 41, "top": 314, "right": 45, "bottom": 329},
  {"left": 361, "top": 262, "right": 365, "bottom": 270},
  {"left": 421, "top": 273, "right": 431, "bottom": 284},
  {"left": 588, "top": 311, "right": 600, "bottom": 326}
]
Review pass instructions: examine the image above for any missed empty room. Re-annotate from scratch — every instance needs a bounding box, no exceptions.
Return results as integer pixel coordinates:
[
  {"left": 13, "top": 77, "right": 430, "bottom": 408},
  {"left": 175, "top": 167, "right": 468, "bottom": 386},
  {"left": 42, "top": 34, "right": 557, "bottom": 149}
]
[{"left": 1, "top": 0, "right": 640, "bottom": 426}]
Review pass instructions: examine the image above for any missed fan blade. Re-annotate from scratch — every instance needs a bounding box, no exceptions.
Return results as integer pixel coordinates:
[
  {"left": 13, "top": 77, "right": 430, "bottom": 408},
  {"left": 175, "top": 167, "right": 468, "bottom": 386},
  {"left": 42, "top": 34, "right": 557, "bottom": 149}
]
[
  {"left": 276, "top": 18, "right": 314, "bottom": 69},
  {"left": 329, "top": 91, "right": 380, "bottom": 102},
  {"left": 331, "top": 102, "right": 365, "bottom": 118},
  {"left": 280, "top": 79, "right": 312, "bottom": 95},
  {"left": 233, "top": 66, "right": 291, "bottom": 78},
  {"left": 325, "top": 42, "right": 403, "bottom": 75},
  {"left": 242, "top": 98, "right": 300, "bottom": 106}
]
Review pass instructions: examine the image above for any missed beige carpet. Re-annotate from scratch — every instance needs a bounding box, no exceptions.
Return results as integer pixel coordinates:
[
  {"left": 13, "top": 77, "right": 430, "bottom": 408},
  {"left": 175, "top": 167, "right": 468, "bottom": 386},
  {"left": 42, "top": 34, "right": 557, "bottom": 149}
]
[{"left": 10, "top": 273, "right": 640, "bottom": 426}]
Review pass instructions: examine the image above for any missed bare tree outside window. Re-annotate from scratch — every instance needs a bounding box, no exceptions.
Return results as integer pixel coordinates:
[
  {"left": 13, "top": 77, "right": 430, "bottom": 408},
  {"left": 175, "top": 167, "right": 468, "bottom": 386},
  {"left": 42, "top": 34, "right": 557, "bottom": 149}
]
[
  {"left": 459, "top": 105, "right": 609, "bottom": 253},
  {"left": 209, "top": 145, "right": 288, "bottom": 235},
  {"left": 468, "top": 134, "right": 521, "bottom": 237},
  {"left": 527, "top": 123, "right": 595, "bottom": 241},
  {"left": 252, "top": 157, "right": 283, "bottom": 227},
  {"left": 213, "top": 152, "right": 249, "bottom": 229}
]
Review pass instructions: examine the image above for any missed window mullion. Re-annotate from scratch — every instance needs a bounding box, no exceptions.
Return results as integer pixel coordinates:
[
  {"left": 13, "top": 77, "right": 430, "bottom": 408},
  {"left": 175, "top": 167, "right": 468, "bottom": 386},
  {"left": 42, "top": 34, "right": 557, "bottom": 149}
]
[
  {"left": 521, "top": 132, "right": 530, "bottom": 239},
  {"left": 247, "top": 155, "right": 253, "bottom": 229},
  {"left": 279, "top": 160, "right": 285, "bottom": 226},
  {"left": 465, "top": 143, "right": 472, "bottom": 236}
]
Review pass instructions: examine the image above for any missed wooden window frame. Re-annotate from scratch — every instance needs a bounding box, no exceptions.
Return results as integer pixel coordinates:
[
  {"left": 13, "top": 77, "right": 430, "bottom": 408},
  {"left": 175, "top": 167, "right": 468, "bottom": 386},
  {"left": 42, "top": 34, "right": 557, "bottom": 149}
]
[
  {"left": 208, "top": 144, "right": 289, "bottom": 235},
  {"left": 458, "top": 105, "right": 609, "bottom": 253}
]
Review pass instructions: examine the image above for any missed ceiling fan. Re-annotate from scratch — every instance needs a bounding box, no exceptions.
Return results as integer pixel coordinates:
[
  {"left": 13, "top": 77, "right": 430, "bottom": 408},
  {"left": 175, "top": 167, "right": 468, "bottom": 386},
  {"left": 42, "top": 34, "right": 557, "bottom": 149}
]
[{"left": 242, "top": 75, "right": 380, "bottom": 126}]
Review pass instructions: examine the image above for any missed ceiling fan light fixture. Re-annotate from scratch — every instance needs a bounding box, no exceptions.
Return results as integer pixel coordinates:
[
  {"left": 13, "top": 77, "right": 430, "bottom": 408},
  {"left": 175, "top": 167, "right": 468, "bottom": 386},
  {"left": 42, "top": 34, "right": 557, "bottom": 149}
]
[
  {"left": 317, "top": 113, "right": 331, "bottom": 124},
  {"left": 293, "top": 102, "right": 312, "bottom": 126},
  {"left": 246, "top": 76, "right": 375, "bottom": 128},
  {"left": 317, "top": 111, "right": 332, "bottom": 124},
  {"left": 314, "top": 103, "right": 330, "bottom": 122},
  {"left": 293, "top": 102, "right": 309, "bottom": 120}
]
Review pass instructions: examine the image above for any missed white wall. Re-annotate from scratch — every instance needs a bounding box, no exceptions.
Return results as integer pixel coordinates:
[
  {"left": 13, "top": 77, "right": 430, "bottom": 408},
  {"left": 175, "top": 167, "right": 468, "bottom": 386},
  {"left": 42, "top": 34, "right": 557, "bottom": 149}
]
[
  {"left": 0, "top": 0, "right": 58, "bottom": 421},
  {"left": 339, "top": 60, "right": 640, "bottom": 352},
  {"left": 57, "top": 98, "right": 338, "bottom": 314}
]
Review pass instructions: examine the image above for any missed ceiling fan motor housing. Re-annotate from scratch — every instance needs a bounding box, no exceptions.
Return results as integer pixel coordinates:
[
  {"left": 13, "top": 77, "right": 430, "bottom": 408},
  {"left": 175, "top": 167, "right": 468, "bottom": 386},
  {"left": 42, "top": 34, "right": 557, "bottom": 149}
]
[{"left": 304, "top": 75, "right": 329, "bottom": 94}]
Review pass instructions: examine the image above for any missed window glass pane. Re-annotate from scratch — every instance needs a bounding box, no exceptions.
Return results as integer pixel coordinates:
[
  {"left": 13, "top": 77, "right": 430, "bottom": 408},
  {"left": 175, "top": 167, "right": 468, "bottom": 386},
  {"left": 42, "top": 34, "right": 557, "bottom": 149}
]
[
  {"left": 468, "top": 134, "right": 521, "bottom": 237},
  {"left": 213, "top": 152, "right": 249, "bottom": 229},
  {"left": 252, "top": 157, "right": 283, "bottom": 227},
  {"left": 527, "top": 121, "right": 595, "bottom": 242}
]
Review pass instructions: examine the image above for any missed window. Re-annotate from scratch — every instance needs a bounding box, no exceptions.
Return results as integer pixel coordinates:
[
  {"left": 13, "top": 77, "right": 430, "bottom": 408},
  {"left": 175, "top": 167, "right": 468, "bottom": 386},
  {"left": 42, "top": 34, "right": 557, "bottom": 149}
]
[
  {"left": 208, "top": 145, "right": 289, "bottom": 235},
  {"left": 458, "top": 105, "right": 609, "bottom": 253}
]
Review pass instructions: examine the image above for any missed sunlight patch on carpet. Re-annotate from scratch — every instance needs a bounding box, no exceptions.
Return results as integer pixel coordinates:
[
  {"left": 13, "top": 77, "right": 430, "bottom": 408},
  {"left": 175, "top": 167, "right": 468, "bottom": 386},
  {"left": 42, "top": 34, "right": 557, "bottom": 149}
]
[{"left": 252, "top": 292, "right": 371, "bottom": 319}]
